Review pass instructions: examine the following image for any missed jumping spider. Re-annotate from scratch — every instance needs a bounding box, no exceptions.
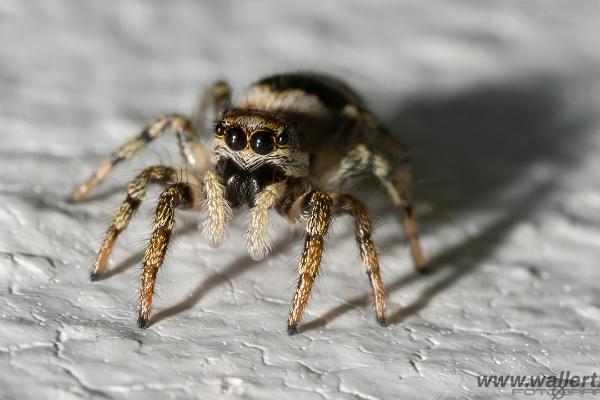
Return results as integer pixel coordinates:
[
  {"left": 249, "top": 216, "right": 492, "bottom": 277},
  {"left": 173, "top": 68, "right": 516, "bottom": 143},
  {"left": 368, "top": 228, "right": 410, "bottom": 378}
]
[{"left": 73, "top": 72, "right": 427, "bottom": 335}]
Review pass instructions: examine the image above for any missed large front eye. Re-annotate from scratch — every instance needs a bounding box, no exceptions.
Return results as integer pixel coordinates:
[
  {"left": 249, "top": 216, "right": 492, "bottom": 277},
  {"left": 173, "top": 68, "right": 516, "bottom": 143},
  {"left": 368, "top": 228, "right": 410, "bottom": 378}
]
[
  {"left": 225, "top": 127, "right": 247, "bottom": 151},
  {"left": 250, "top": 130, "right": 275, "bottom": 155}
]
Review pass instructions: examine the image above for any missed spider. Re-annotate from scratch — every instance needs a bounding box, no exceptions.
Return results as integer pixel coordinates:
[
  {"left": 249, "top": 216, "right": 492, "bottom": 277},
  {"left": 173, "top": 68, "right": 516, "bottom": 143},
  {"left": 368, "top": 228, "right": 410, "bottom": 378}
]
[{"left": 73, "top": 72, "right": 427, "bottom": 335}]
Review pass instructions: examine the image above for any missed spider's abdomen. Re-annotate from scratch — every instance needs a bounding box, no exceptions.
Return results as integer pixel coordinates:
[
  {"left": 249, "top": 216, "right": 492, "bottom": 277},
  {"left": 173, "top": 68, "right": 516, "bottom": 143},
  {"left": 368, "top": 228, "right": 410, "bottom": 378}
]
[
  {"left": 255, "top": 73, "right": 362, "bottom": 111},
  {"left": 237, "top": 73, "right": 364, "bottom": 156},
  {"left": 238, "top": 72, "right": 362, "bottom": 116}
]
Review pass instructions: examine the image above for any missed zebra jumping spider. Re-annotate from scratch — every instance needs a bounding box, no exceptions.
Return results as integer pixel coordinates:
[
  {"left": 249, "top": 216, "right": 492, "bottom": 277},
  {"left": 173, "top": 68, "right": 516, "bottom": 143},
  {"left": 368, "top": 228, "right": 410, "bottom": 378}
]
[{"left": 73, "top": 72, "right": 427, "bottom": 335}]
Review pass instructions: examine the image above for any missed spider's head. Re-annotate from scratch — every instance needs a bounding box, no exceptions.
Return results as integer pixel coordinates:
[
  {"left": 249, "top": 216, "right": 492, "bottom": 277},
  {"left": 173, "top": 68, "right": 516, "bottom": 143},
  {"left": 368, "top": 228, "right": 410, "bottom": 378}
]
[{"left": 211, "top": 108, "right": 308, "bottom": 177}]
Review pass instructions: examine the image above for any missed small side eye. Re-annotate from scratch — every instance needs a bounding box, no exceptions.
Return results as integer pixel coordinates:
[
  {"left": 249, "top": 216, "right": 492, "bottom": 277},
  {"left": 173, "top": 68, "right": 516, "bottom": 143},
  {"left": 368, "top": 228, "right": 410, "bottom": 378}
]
[
  {"left": 251, "top": 130, "right": 275, "bottom": 155},
  {"left": 277, "top": 131, "right": 289, "bottom": 146},
  {"left": 215, "top": 122, "right": 225, "bottom": 136}
]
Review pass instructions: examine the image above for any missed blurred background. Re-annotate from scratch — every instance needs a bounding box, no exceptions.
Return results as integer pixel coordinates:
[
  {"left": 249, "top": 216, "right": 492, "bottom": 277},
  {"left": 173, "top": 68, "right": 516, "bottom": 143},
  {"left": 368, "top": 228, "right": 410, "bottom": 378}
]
[{"left": 1, "top": 1, "right": 600, "bottom": 399}]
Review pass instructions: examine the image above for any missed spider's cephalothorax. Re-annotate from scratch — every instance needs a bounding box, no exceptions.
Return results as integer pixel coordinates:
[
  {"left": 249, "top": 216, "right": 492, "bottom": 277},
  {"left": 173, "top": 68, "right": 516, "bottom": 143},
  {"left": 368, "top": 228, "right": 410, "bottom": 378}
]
[{"left": 73, "top": 72, "right": 427, "bottom": 334}]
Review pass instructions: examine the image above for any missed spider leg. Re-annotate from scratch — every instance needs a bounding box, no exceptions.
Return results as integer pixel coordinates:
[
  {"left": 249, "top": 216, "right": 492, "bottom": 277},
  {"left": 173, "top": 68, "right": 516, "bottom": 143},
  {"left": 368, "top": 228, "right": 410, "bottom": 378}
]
[
  {"left": 245, "top": 182, "right": 287, "bottom": 260},
  {"left": 371, "top": 149, "right": 427, "bottom": 272},
  {"left": 91, "top": 165, "right": 179, "bottom": 281},
  {"left": 137, "top": 182, "right": 197, "bottom": 328},
  {"left": 287, "top": 190, "right": 333, "bottom": 335},
  {"left": 330, "top": 141, "right": 427, "bottom": 272},
  {"left": 72, "top": 114, "right": 209, "bottom": 202},
  {"left": 193, "top": 80, "right": 232, "bottom": 131},
  {"left": 330, "top": 193, "right": 387, "bottom": 325},
  {"left": 362, "top": 111, "right": 427, "bottom": 271}
]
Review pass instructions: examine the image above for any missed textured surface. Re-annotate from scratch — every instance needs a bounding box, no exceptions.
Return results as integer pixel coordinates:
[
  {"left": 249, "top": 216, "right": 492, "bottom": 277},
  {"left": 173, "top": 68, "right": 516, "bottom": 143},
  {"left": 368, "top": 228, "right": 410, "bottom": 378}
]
[{"left": 2, "top": 1, "right": 600, "bottom": 399}]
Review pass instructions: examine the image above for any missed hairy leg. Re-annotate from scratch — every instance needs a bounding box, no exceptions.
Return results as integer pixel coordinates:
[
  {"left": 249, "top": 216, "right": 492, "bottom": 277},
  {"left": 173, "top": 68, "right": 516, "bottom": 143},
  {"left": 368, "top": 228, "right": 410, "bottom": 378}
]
[
  {"left": 371, "top": 147, "right": 426, "bottom": 271},
  {"left": 193, "top": 80, "right": 232, "bottom": 134},
  {"left": 137, "top": 182, "right": 194, "bottom": 328},
  {"left": 287, "top": 191, "right": 333, "bottom": 335},
  {"left": 91, "top": 165, "right": 178, "bottom": 281},
  {"left": 330, "top": 142, "right": 427, "bottom": 271},
  {"left": 331, "top": 193, "right": 387, "bottom": 325},
  {"left": 361, "top": 112, "right": 427, "bottom": 271},
  {"left": 245, "top": 182, "right": 287, "bottom": 260},
  {"left": 72, "top": 114, "right": 208, "bottom": 201}
]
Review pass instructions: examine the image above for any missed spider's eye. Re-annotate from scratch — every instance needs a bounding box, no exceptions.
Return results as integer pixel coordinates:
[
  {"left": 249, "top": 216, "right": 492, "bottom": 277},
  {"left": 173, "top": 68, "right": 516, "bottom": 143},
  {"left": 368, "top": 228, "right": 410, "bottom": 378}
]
[
  {"left": 250, "top": 130, "right": 275, "bottom": 155},
  {"left": 225, "top": 127, "right": 247, "bottom": 151},
  {"left": 215, "top": 122, "right": 225, "bottom": 136},
  {"left": 277, "top": 131, "right": 289, "bottom": 146}
]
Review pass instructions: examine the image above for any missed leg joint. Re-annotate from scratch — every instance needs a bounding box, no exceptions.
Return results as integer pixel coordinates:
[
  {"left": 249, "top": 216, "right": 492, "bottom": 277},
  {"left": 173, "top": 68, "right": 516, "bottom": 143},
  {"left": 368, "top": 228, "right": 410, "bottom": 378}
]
[{"left": 305, "top": 191, "right": 333, "bottom": 236}]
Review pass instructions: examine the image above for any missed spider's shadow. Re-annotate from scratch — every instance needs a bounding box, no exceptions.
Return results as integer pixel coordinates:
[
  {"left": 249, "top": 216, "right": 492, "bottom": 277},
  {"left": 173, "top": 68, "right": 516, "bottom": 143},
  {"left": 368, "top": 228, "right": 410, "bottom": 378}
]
[
  {"left": 93, "top": 223, "right": 199, "bottom": 281},
  {"left": 303, "top": 75, "right": 593, "bottom": 331},
  {"left": 149, "top": 233, "right": 299, "bottom": 326},
  {"left": 95, "top": 222, "right": 298, "bottom": 328}
]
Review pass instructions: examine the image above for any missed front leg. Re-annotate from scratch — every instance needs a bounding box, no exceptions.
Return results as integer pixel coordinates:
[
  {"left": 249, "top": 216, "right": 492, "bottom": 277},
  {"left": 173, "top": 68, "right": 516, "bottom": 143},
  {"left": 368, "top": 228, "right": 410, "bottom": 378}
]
[
  {"left": 138, "top": 182, "right": 195, "bottom": 328},
  {"left": 287, "top": 191, "right": 333, "bottom": 335},
  {"left": 331, "top": 193, "right": 387, "bottom": 326},
  {"left": 92, "top": 165, "right": 178, "bottom": 280}
]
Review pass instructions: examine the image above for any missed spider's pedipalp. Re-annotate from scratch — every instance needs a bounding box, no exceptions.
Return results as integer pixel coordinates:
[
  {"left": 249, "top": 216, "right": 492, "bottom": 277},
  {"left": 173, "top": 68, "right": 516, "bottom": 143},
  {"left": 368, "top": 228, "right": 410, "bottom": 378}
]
[
  {"left": 72, "top": 114, "right": 208, "bottom": 202},
  {"left": 200, "top": 169, "right": 231, "bottom": 247},
  {"left": 91, "top": 165, "right": 178, "bottom": 281},
  {"left": 245, "top": 182, "right": 287, "bottom": 260},
  {"left": 138, "top": 182, "right": 194, "bottom": 328}
]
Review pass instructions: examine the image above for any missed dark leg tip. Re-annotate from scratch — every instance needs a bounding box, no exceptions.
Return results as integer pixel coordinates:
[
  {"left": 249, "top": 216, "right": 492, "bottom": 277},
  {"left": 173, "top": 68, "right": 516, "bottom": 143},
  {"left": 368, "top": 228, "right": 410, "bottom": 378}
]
[
  {"left": 377, "top": 317, "right": 389, "bottom": 327},
  {"left": 137, "top": 316, "right": 149, "bottom": 329},
  {"left": 90, "top": 271, "right": 100, "bottom": 281},
  {"left": 287, "top": 324, "right": 299, "bottom": 336},
  {"left": 416, "top": 264, "right": 432, "bottom": 275}
]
